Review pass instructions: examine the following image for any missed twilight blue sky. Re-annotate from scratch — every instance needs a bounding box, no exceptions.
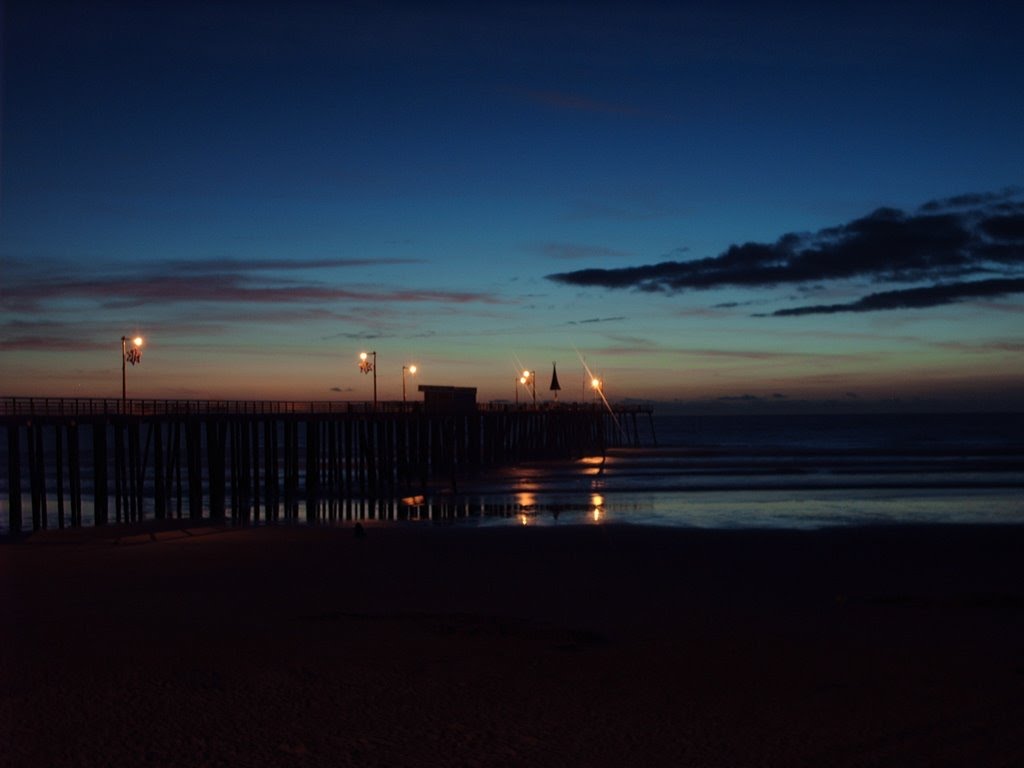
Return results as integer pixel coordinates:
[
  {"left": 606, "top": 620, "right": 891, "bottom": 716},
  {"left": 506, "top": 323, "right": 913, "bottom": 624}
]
[{"left": 2, "top": 0, "right": 1023, "bottom": 409}]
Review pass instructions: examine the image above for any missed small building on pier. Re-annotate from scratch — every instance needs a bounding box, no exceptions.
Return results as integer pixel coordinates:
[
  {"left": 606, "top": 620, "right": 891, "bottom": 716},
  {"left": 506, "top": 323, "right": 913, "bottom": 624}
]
[{"left": 418, "top": 385, "right": 477, "bottom": 415}]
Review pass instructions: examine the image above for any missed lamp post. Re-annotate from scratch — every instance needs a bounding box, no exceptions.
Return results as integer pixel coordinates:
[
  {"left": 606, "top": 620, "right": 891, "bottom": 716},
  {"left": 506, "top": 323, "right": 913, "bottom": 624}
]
[
  {"left": 591, "top": 377, "right": 603, "bottom": 402},
  {"left": 402, "top": 364, "right": 417, "bottom": 403},
  {"left": 359, "top": 351, "right": 377, "bottom": 409},
  {"left": 121, "top": 335, "right": 143, "bottom": 405},
  {"left": 521, "top": 370, "right": 536, "bottom": 407}
]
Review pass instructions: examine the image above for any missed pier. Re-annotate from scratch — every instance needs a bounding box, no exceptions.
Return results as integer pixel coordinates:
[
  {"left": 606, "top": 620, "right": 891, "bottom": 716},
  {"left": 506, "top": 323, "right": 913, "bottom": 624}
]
[{"left": 1, "top": 397, "right": 654, "bottom": 534}]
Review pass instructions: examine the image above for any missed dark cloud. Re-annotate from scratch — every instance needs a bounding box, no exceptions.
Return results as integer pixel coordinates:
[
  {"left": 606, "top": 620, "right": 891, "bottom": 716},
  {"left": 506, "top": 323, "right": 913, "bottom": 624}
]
[
  {"left": 980, "top": 214, "right": 1024, "bottom": 241},
  {"left": 772, "top": 278, "right": 1024, "bottom": 316},
  {"left": 917, "top": 186, "right": 1023, "bottom": 212},
  {"left": 547, "top": 189, "right": 1024, "bottom": 314}
]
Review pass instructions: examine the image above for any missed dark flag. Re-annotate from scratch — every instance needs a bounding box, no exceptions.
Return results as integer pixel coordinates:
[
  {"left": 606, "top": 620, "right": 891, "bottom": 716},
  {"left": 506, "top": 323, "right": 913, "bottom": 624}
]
[
  {"left": 125, "top": 347, "right": 142, "bottom": 366},
  {"left": 549, "top": 362, "right": 561, "bottom": 400}
]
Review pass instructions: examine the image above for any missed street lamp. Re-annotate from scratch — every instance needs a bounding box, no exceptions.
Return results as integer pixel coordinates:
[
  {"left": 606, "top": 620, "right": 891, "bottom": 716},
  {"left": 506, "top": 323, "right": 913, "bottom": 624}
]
[
  {"left": 591, "top": 377, "right": 603, "bottom": 402},
  {"left": 121, "top": 335, "right": 143, "bottom": 404},
  {"left": 359, "top": 350, "right": 377, "bottom": 408},
  {"left": 402, "top": 364, "right": 418, "bottom": 402},
  {"left": 521, "top": 369, "right": 536, "bottom": 407}
]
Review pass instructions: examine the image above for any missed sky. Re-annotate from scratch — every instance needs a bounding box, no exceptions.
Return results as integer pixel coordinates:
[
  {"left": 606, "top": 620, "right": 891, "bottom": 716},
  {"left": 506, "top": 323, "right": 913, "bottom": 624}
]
[{"left": 2, "top": 0, "right": 1023, "bottom": 411}]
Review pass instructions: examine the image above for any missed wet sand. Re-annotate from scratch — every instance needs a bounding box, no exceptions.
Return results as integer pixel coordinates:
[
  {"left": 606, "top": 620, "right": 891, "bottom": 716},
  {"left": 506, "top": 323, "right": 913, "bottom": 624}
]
[{"left": 3, "top": 522, "right": 1024, "bottom": 767}]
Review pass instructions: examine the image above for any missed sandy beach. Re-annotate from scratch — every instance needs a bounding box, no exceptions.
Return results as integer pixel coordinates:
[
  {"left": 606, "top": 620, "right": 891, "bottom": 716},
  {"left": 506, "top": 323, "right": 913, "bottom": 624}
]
[{"left": 3, "top": 521, "right": 1024, "bottom": 767}]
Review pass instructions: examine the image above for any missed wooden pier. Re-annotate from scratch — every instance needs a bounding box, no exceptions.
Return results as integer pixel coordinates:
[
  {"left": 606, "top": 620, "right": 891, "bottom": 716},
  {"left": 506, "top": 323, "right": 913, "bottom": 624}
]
[{"left": 1, "top": 398, "right": 654, "bottom": 534}]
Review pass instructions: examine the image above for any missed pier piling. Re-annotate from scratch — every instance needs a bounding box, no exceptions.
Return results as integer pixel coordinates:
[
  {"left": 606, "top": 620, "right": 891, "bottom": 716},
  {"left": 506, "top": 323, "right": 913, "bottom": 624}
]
[{"left": 1, "top": 398, "right": 653, "bottom": 533}]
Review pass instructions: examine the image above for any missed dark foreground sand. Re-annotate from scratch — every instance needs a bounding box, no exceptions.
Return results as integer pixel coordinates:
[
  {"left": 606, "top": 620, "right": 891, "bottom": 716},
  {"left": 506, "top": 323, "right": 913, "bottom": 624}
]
[{"left": 3, "top": 521, "right": 1024, "bottom": 767}]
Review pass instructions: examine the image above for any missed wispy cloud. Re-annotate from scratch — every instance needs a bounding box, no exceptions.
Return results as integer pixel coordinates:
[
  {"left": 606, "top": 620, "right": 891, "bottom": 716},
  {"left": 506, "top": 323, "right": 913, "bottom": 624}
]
[
  {"left": 536, "top": 242, "right": 630, "bottom": 260},
  {"left": 164, "top": 257, "right": 421, "bottom": 273},
  {"left": 933, "top": 339, "right": 1024, "bottom": 354},
  {"left": 0, "top": 335, "right": 111, "bottom": 352},
  {"left": 3, "top": 268, "right": 499, "bottom": 312},
  {"left": 565, "top": 316, "right": 626, "bottom": 325},
  {"left": 548, "top": 187, "right": 1024, "bottom": 315},
  {"left": 0, "top": 317, "right": 234, "bottom": 352},
  {"left": 565, "top": 201, "right": 688, "bottom": 222},
  {"left": 717, "top": 394, "right": 777, "bottom": 402}
]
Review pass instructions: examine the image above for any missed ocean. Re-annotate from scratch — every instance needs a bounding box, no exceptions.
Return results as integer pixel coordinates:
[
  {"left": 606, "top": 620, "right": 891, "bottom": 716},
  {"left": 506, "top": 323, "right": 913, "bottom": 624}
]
[
  {"left": 2, "top": 412, "right": 1022, "bottom": 532},
  {"left": 456, "top": 411, "right": 1024, "bottom": 529}
]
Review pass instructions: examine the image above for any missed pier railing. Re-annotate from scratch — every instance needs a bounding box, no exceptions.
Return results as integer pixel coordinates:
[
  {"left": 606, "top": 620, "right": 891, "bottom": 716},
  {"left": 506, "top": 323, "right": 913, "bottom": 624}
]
[
  {"left": 1, "top": 397, "right": 651, "bottom": 418},
  {"left": 1, "top": 397, "right": 403, "bottom": 417}
]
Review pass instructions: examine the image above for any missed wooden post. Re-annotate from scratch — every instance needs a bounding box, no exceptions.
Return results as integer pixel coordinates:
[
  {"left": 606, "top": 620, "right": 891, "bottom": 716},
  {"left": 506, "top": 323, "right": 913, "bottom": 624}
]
[
  {"left": 93, "top": 421, "right": 109, "bottom": 526},
  {"left": 6, "top": 423, "right": 22, "bottom": 535},
  {"left": 251, "top": 418, "right": 261, "bottom": 521},
  {"left": 344, "top": 416, "right": 354, "bottom": 495},
  {"left": 153, "top": 421, "right": 166, "bottom": 519},
  {"left": 113, "top": 422, "right": 125, "bottom": 523},
  {"left": 26, "top": 422, "right": 46, "bottom": 530},
  {"left": 264, "top": 419, "right": 278, "bottom": 520},
  {"left": 170, "top": 421, "right": 183, "bottom": 518},
  {"left": 55, "top": 423, "right": 66, "bottom": 528},
  {"left": 207, "top": 420, "right": 226, "bottom": 520},
  {"left": 305, "top": 419, "right": 320, "bottom": 520},
  {"left": 127, "top": 420, "right": 140, "bottom": 522},
  {"left": 68, "top": 422, "right": 82, "bottom": 527},
  {"left": 186, "top": 418, "right": 203, "bottom": 520},
  {"left": 229, "top": 420, "right": 240, "bottom": 521}
]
